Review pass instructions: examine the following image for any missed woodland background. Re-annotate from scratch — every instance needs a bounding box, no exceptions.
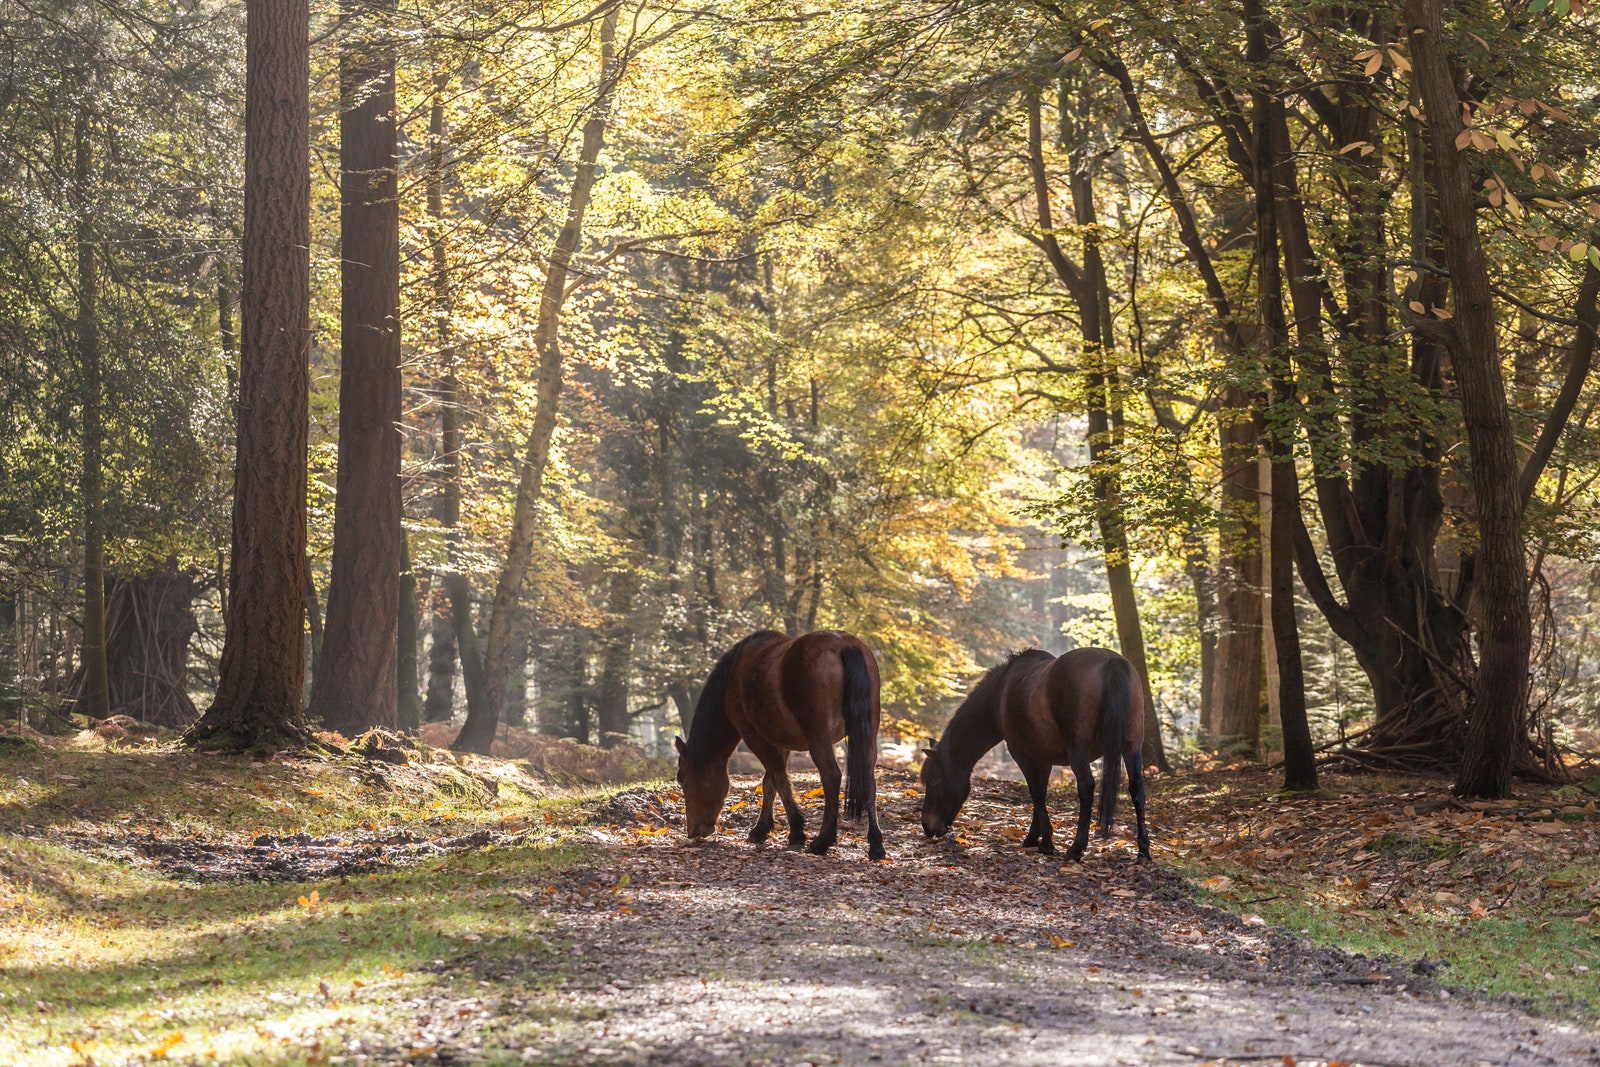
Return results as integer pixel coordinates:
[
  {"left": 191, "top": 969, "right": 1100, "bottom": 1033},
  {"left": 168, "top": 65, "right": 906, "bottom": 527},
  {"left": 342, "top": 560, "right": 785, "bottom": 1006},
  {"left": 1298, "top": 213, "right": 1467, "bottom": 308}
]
[{"left": 3, "top": 0, "right": 1599, "bottom": 796}]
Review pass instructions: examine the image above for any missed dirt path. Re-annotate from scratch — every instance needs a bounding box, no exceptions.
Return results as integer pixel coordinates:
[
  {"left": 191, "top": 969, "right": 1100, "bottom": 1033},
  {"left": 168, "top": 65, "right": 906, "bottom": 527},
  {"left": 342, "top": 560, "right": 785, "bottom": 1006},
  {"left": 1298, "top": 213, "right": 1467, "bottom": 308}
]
[{"left": 477, "top": 773, "right": 1600, "bottom": 1067}]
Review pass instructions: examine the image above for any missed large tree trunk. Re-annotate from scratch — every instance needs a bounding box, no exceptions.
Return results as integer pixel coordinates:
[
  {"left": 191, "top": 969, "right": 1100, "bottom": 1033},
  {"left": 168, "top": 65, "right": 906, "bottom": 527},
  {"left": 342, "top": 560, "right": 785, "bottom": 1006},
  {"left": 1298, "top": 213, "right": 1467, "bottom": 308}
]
[
  {"left": 185, "top": 0, "right": 313, "bottom": 750},
  {"left": 67, "top": 566, "right": 199, "bottom": 727},
  {"left": 454, "top": 8, "right": 619, "bottom": 753},
  {"left": 1406, "top": 0, "right": 1530, "bottom": 797},
  {"left": 75, "top": 105, "right": 109, "bottom": 724},
  {"left": 308, "top": 0, "right": 402, "bottom": 735}
]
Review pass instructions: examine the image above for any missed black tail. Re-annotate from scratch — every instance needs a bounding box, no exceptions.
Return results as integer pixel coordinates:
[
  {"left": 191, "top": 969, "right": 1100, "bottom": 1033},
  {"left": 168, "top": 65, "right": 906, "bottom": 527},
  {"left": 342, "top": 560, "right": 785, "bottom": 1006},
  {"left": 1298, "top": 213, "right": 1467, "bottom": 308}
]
[
  {"left": 1098, "top": 655, "right": 1135, "bottom": 838},
  {"left": 841, "top": 645, "right": 877, "bottom": 820},
  {"left": 684, "top": 631, "right": 774, "bottom": 769}
]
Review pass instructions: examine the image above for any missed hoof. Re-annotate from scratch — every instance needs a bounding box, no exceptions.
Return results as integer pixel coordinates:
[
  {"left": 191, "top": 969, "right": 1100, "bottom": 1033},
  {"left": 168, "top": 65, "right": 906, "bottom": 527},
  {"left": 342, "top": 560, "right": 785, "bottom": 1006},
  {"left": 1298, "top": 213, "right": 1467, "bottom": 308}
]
[
  {"left": 786, "top": 833, "right": 807, "bottom": 850},
  {"left": 1064, "top": 846, "right": 1086, "bottom": 863},
  {"left": 1137, "top": 850, "right": 1153, "bottom": 865},
  {"left": 868, "top": 845, "right": 888, "bottom": 861},
  {"left": 804, "top": 838, "right": 834, "bottom": 856},
  {"left": 747, "top": 828, "right": 771, "bottom": 845},
  {"left": 1036, "top": 841, "right": 1057, "bottom": 857}
]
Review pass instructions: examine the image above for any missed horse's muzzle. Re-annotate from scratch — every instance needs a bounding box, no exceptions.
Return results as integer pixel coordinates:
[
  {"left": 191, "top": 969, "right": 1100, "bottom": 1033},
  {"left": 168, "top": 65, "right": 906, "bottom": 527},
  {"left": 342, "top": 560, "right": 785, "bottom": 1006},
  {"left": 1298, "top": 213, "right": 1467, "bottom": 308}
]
[
  {"left": 921, "top": 813, "right": 949, "bottom": 839},
  {"left": 685, "top": 821, "right": 717, "bottom": 840}
]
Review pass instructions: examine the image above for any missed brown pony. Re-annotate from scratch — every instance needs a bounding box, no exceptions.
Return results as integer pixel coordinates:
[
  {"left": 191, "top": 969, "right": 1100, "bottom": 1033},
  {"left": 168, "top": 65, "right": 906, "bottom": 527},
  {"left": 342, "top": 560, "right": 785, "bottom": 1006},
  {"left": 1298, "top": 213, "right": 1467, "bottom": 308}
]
[
  {"left": 920, "top": 647, "right": 1150, "bottom": 862},
  {"left": 675, "top": 629, "right": 886, "bottom": 860}
]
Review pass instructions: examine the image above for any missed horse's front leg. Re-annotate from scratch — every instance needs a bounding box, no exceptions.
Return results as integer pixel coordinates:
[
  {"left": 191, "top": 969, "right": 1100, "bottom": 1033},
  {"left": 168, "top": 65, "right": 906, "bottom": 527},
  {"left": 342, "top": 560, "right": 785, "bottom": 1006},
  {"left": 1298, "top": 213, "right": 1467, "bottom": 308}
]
[
  {"left": 1126, "top": 750, "right": 1151, "bottom": 863},
  {"left": 804, "top": 739, "right": 842, "bottom": 856},
  {"left": 1063, "top": 750, "right": 1095, "bottom": 862},
  {"left": 741, "top": 737, "right": 786, "bottom": 845},
  {"left": 772, "top": 758, "right": 807, "bottom": 849},
  {"left": 1016, "top": 757, "right": 1056, "bottom": 855}
]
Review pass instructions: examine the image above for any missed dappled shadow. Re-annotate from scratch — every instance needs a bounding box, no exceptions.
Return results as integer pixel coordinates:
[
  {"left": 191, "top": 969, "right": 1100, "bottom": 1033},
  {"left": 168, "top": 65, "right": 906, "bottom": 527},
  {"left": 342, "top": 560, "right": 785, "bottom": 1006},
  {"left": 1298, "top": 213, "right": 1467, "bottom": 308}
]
[{"left": 485, "top": 771, "right": 1600, "bottom": 1066}]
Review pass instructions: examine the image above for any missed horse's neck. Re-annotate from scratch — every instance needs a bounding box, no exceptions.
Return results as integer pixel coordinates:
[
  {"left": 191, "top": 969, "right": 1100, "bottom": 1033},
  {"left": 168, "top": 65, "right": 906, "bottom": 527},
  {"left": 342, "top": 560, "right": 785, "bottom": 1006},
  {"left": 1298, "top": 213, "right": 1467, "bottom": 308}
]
[{"left": 942, "top": 698, "right": 1004, "bottom": 778}]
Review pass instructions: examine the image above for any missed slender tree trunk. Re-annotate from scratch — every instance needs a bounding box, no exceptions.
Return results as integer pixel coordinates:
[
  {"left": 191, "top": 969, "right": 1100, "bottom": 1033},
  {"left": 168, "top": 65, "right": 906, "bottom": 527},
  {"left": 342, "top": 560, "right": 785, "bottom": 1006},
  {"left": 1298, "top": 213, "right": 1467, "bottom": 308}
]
[
  {"left": 1028, "top": 83, "right": 1168, "bottom": 771},
  {"left": 185, "top": 0, "right": 312, "bottom": 750},
  {"left": 308, "top": 0, "right": 402, "bottom": 734},
  {"left": 454, "top": 8, "right": 619, "bottom": 753},
  {"left": 304, "top": 559, "right": 323, "bottom": 684},
  {"left": 1247, "top": 0, "right": 1314, "bottom": 788},
  {"left": 502, "top": 625, "right": 530, "bottom": 727},
  {"left": 397, "top": 528, "right": 420, "bottom": 731},
  {"left": 424, "top": 79, "right": 460, "bottom": 725},
  {"left": 1407, "top": 0, "right": 1530, "bottom": 797},
  {"left": 596, "top": 569, "right": 636, "bottom": 745},
  {"left": 74, "top": 105, "right": 109, "bottom": 724},
  {"left": 1212, "top": 391, "right": 1264, "bottom": 751}
]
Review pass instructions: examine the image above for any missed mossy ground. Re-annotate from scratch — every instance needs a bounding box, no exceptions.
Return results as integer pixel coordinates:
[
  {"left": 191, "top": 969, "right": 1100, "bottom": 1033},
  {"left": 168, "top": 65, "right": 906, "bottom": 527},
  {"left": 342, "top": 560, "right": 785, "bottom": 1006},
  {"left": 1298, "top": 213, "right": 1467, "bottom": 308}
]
[{"left": 1, "top": 739, "right": 594, "bottom": 1066}]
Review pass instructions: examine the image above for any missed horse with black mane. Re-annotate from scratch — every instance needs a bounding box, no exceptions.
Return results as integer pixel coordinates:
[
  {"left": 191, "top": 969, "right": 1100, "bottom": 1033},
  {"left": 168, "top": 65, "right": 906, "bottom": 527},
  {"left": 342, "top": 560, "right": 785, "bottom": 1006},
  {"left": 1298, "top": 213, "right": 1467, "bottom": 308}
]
[
  {"left": 920, "top": 647, "right": 1151, "bottom": 863},
  {"left": 675, "top": 629, "right": 886, "bottom": 860}
]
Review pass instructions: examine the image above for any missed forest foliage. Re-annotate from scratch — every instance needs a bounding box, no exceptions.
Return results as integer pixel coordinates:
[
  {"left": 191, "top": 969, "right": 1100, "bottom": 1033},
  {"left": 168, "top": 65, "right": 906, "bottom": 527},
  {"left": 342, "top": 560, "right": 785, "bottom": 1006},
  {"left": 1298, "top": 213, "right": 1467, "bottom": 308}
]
[{"left": 3, "top": 0, "right": 1599, "bottom": 788}]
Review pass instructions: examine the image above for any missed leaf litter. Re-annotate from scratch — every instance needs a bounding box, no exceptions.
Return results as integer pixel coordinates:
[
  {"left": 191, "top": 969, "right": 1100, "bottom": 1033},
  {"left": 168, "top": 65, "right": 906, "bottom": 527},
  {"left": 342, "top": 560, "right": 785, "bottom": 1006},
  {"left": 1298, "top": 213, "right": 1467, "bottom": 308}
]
[{"left": 28, "top": 762, "right": 1600, "bottom": 1066}]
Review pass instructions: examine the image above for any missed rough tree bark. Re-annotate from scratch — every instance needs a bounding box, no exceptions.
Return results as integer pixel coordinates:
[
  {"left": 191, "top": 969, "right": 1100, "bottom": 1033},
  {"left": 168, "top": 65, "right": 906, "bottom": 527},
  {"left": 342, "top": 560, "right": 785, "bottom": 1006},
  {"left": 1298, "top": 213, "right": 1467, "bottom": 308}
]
[
  {"left": 184, "top": 0, "right": 313, "bottom": 750},
  {"left": 1406, "top": 0, "right": 1530, "bottom": 798},
  {"left": 308, "top": 0, "right": 402, "bottom": 735},
  {"left": 454, "top": 6, "right": 620, "bottom": 753},
  {"left": 66, "top": 566, "right": 199, "bottom": 727}
]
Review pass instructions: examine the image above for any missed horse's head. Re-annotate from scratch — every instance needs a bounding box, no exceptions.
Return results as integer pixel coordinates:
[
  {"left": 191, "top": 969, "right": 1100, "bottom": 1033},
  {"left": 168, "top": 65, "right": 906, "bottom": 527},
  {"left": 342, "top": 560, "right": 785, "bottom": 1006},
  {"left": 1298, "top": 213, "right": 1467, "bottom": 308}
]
[
  {"left": 919, "top": 742, "right": 968, "bottom": 838},
  {"left": 674, "top": 735, "right": 729, "bottom": 839}
]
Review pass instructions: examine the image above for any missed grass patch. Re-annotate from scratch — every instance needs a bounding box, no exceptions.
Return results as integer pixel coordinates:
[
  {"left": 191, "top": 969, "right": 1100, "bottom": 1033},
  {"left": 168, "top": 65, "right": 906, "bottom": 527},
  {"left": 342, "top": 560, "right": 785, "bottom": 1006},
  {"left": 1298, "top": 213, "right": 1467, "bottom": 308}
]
[
  {"left": 1155, "top": 765, "right": 1600, "bottom": 1019},
  {"left": 0, "top": 744, "right": 608, "bottom": 1065}
]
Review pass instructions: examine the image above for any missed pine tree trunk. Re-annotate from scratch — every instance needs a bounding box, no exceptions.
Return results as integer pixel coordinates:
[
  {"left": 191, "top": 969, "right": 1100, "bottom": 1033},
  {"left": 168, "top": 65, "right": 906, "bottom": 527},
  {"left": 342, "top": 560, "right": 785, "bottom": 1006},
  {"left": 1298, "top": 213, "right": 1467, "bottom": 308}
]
[
  {"left": 308, "top": 0, "right": 401, "bottom": 735},
  {"left": 185, "top": 0, "right": 312, "bottom": 751}
]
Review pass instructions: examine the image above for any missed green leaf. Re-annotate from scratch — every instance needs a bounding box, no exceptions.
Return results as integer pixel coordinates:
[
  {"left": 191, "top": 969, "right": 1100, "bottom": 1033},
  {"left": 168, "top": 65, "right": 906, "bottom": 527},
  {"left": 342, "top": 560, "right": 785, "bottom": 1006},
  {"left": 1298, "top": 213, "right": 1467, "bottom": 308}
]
[
  {"left": 1589, "top": 246, "right": 1600, "bottom": 271},
  {"left": 1554, "top": 0, "right": 1570, "bottom": 14},
  {"left": 1529, "top": 0, "right": 1550, "bottom": 11}
]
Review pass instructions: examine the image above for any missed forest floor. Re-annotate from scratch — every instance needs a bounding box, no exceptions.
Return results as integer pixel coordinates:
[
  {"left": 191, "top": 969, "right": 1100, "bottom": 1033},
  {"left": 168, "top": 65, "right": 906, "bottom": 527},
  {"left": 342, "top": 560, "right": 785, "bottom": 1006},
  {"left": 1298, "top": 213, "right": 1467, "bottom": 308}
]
[{"left": 4, "top": 736, "right": 1600, "bottom": 1066}]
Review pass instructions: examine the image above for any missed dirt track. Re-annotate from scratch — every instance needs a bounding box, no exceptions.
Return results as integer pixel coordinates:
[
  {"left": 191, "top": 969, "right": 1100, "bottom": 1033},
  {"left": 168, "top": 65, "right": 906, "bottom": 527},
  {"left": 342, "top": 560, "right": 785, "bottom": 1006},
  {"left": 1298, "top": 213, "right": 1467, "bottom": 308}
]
[{"left": 458, "top": 772, "right": 1600, "bottom": 1067}]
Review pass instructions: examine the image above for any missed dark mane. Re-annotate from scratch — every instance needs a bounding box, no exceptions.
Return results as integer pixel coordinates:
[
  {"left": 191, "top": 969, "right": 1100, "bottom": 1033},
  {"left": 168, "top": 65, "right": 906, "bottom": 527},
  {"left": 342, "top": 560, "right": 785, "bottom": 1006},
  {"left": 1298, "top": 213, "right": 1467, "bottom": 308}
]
[
  {"left": 685, "top": 631, "right": 783, "bottom": 770},
  {"left": 938, "top": 649, "right": 1051, "bottom": 770}
]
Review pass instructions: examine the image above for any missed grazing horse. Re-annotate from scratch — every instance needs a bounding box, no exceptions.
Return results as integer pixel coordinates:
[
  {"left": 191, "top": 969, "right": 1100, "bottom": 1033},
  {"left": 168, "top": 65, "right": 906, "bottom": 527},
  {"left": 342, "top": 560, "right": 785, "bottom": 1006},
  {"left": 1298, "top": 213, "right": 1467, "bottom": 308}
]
[
  {"left": 920, "top": 647, "right": 1151, "bottom": 862},
  {"left": 675, "top": 629, "right": 886, "bottom": 860}
]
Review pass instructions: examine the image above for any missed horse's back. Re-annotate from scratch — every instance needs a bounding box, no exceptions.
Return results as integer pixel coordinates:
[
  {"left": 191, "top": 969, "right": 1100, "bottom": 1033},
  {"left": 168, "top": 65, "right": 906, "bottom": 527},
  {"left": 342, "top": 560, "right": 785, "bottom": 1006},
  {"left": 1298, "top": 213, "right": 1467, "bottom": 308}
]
[
  {"left": 731, "top": 630, "right": 878, "bottom": 751},
  {"left": 1045, "top": 647, "right": 1143, "bottom": 755}
]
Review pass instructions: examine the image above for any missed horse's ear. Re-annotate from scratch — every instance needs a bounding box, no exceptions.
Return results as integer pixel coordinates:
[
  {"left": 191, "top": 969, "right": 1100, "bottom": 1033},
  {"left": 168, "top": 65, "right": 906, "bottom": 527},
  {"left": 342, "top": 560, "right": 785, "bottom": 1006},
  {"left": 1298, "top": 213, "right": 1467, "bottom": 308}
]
[
  {"left": 923, "top": 747, "right": 937, "bottom": 758},
  {"left": 673, "top": 735, "right": 687, "bottom": 757}
]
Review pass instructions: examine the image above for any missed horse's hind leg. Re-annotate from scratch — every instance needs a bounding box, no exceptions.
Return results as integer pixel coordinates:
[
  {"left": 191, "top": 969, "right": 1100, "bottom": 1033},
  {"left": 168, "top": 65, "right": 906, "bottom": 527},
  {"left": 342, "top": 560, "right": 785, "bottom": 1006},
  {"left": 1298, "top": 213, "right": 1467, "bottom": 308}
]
[
  {"left": 804, "top": 739, "right": 842, "bottom": 856},
  {"left": 1064, "top": 750, "right": 1095, "bottom": 862},
  {"left": 1016, "top": 757, "right": 1056, "bottom": 855},
  {"left": 1126, "top": 750, "right": 1151, "bottom": 863}
]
